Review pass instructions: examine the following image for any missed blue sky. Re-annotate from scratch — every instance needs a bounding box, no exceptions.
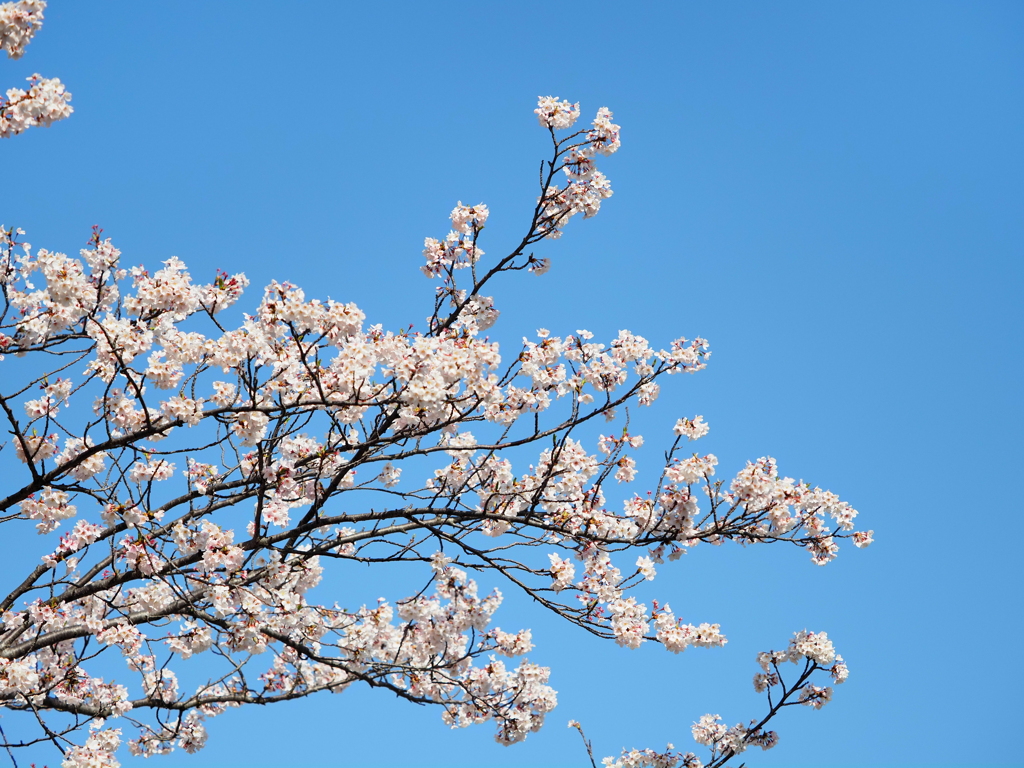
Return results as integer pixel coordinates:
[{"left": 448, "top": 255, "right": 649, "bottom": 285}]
[{"left": 4, "top": 1, "right": 1022, "bottom": 766}]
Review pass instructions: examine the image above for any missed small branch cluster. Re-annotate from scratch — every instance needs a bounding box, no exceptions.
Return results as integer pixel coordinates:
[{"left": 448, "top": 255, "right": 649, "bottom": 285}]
[
  {"left": 600, "top": 631, "right": 849, "bottom": 768},
  {"left": 0, "top": 1, "right": 72, "bottom": 139},
  {"left": 0, "top": 0, "right": 44, "bottom": 59}
]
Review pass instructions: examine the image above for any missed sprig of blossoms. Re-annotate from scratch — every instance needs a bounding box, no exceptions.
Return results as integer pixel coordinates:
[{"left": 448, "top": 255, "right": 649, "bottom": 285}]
[
  {"left": 0, "top": 0, "right": 44, "bottom": 59},
  {"left": 535, "top": 96, "right": 580, "bottom": 130},
  {"left": 597, "top": 631, "right": 849, "bottom": 768},
  {"left": 681, "top": 632, "right": 848, "bottom": 766},
  {"left": 1, "top": 1, "right": 72, "bottom": 140},
  {"left": 602, "top": 744, "right": 684, "bottom": 768},
  {"left": 0, "top": 73, "right": 72, "bottom": 138},
  {"left": 674, "top": 415, "right": 709, "bottom": 441},
  {"left": 533, "top": 101, "right": 621, "bottom": 239},
  {"left": 61, "top": 724, "right": 122, "bottom": 768}
]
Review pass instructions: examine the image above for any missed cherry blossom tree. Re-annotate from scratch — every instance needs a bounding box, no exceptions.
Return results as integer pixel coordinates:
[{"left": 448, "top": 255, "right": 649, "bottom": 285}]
[{"left": 0, "top": 7, "right": 872, "bottom": 768}]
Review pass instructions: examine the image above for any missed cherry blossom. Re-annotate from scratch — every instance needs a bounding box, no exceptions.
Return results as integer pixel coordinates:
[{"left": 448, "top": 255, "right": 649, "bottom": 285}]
[
  {"left": 0, "top": 73, "right": 72, "bottom": 138},
  {"left": 674, "top": 415, "right": 709, "bottom": 441},
  {"left": 0, "top": 0, "right": 44, "bottom": 60},
  {"left": 1, "top": 3, "right": 72, "bottom": 140},
  {"left": 535, "top": 96, "right": 580, "bottom": 130}
]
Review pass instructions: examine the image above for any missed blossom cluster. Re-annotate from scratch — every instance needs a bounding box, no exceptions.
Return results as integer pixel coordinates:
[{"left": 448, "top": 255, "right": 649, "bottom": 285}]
[
  {"left": 422, "top": 201, "right": 490, "bottom": 278},
  {"left": 536, "top": 99, "right": 621, "bottom": 240},
  {"left": 624, "top": 630, "right": 849, "bottom": 768},
  {"left": 0, "top": 0, "right": 44, "bottom": 59},
  {"left": 1, "top": 2, "right": 72, "bottom": 139},
  {"left": 601, "top": 744, "right": 686, "bottom": 768},
  {"left": 0, "top": 73, "right": 72, "bottom": 138},
  {"left": 752, "top": 629, "right": 849, "bottom": 706}
]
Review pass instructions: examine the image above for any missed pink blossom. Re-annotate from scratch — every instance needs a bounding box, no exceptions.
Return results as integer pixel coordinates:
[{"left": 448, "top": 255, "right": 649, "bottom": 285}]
[
  {"left": 673, "top": 415, "right": 709, "bottom": 441},
  {"left": 535, "top": 96, "right": 580, "bottom": 129},
  {"left": 0, "top": 0, "right": 45, "bottom": 60},
  {"left": 1, "top": 74, "right": 72, "bottom": 138}
]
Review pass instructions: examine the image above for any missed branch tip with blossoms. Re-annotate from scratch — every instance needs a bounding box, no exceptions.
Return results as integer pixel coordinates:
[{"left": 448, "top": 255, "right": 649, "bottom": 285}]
[
  {"left": 1, "top": 0, "right": 44, "bottom": 60},
  {"left": 0, "top": 96, "right": 870, "bottom": 767},
  {"left": 0, "top": 1, "right": 72, "bottom": 139},
  {"left": 593, "top": 632, "right": 847, "bottom": 768}
]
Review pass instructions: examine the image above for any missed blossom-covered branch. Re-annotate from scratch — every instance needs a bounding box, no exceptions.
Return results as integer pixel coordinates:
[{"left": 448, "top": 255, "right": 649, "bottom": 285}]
[
  {"left": 0, "top": 1, "right": 73, "bottom": 139},
  {"left": 0, "top": 97, "right": 869, "bottom": 768},
  {"left": 601, "top": 631, "right": 850, "bottom": 768},
  {"left": 0, "top": 0, "right": 44, "bottom": 59}
]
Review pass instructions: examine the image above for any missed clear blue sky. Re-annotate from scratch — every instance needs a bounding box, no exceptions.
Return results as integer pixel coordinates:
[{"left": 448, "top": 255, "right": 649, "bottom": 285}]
[{"left": 4, "top": 2, "right": 1022, "bottom": 766}]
